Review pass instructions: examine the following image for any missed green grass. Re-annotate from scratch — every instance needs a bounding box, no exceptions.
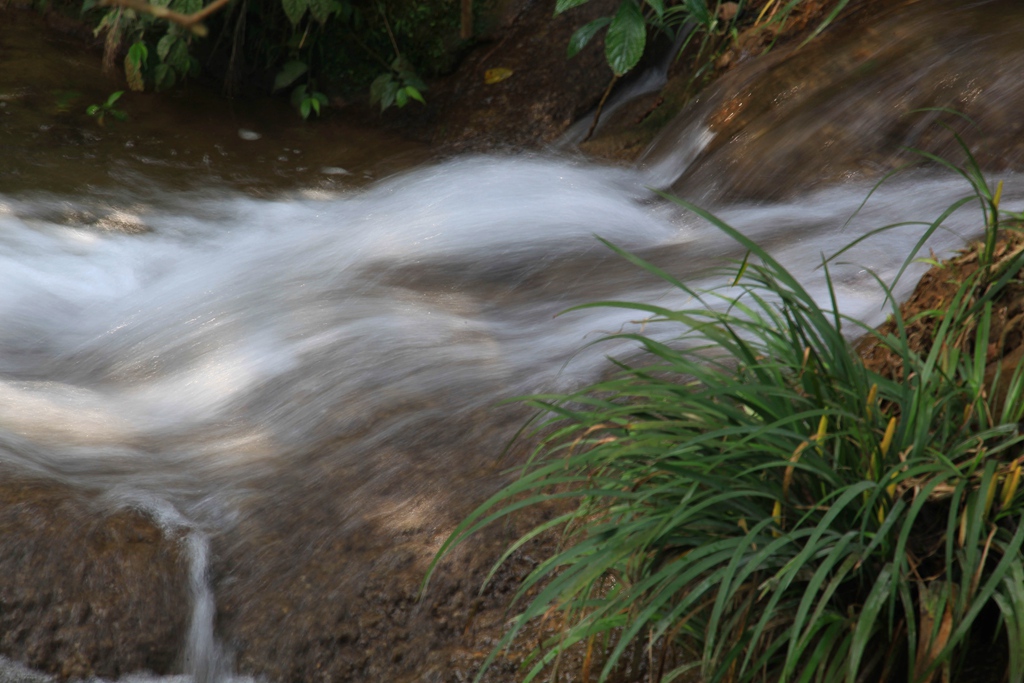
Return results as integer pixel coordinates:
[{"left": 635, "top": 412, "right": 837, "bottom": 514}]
[{"left": 426, "top": 146, "right": 1024, "bottom": 682}]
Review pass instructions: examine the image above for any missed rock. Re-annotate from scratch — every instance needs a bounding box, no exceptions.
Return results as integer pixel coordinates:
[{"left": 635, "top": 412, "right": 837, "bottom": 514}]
[{"left": 0, "top": 471, "right": 189, "bottom": 680}]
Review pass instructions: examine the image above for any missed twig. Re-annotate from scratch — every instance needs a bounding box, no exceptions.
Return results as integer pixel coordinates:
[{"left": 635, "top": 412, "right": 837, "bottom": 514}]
[
  {"left": 376, "top": 2, "right": 402, "bottom": 61},
  {"left": 98, "top": 0, "right": 232, "bottom": 36},
  {"left": 582, "top": 74, "right": 619, "bottom": 143},
  {"left": 460, "top": 0, "right": 472, "bottom": 39}
]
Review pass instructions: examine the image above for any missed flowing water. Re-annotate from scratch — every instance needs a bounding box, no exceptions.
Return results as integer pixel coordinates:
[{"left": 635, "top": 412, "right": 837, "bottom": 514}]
[{"left": 1, "top": 2, "right": 1024, "bottom": 682}]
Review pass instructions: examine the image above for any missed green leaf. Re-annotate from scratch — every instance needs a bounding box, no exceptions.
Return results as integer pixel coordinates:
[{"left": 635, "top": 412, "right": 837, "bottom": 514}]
[
  {"left": 126, "top": 41, "right": 149, "bottom": 67},
  {"left": 645, "top": 0, "right": 663, "bottom": 19},
  {"left": 86, "top": 104, "right": 99, "bottom": 116},
  {"left": 554, "top": 0, "right": 590, "bottom": 14},
  {"left": 299, "top": 98, "right": 312, "bottom": 119},
  {"left": 403, "top": 85, "right": 425, "bottom": 104},
  {"left": 167, "top": 38, "right": 190, "bottom": 72},
  {"left": 684, "top": 0, "right": 713, "bottom": 28},
  {"left": 273, "top": 60, "right": 308, "bottom": 92},
  {"left": 105, "top": 90, "right": 124, "bottom": 106},
  {"left": 156, "top": 33, "right": 177, "bottom": 61},
  {"left": 369, "top": 73, "right": 392, "bottom": 106},
  {"left": 153, "top": 63, "right": 175, "bottom": 90},
  {"left": 567, "top": 16, "right": 610, "bottom": 58},
  {"left": 380, "top": 80, "right": 398, "bottom": 111},
  {"left": 307, "top": 0, "right": 333, "bottom": 23},
  {"left": 170, "top": 0, "right": 200, "bottom": 14},
  {"left": 310, "top": 97, "right": 321, "bottom": 116},
  {"left": 124, "top": 42, "right": 148, "bottom": 91},
  {"left": 604, "top": 0, "right": 645, "bottom": 76},
  {"left": 280, "top": 0, "right": 308, "bottom": 25}
]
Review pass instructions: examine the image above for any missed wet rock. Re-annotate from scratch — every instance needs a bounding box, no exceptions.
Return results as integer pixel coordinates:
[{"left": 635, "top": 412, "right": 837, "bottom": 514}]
[
  {"left": 0, "top": 471, "right": 189, "bottom": 680},
  {"left": 211, "top": 406, "right": 579, "bottom": 683},
  {"left": 638, "top": 0, "right": 1024, "bottom": 201}
]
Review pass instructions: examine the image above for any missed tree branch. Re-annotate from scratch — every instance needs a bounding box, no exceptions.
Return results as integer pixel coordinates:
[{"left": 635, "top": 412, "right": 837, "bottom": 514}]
[{"left": 97, "top": 0, "right": 232, "bottom": 37}]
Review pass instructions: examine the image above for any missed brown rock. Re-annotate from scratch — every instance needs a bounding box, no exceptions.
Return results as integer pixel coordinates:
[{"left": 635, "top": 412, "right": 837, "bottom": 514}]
[{"left": 0, "top": 471, "right": 190, "bottom": 680}]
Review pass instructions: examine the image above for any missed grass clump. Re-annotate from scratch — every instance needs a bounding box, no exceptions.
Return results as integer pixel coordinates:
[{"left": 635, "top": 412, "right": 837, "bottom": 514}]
[{"left": 427, "top": 154, "right": 1024, "bottom": 682}]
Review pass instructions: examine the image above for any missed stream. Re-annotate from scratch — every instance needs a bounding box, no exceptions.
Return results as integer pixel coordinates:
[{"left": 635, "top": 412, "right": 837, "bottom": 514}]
[{"left": 2, "top": 1, "right": 1024, "bottom": 682}]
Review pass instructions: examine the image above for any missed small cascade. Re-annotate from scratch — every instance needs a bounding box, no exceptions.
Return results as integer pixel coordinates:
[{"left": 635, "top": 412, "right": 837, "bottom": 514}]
[
  {"left": 559, "top": 20, "right": 697, "bottom": 146},
  {"left": 102, "top": 494, "right": 238, "bottom": 683}
]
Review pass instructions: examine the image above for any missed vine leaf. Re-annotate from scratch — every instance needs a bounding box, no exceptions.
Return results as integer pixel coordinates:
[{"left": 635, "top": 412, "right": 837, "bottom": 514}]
[
  {"left": 274, "top": 60, "right": 309, "bottom": 92},
  {"left": 567, "top": 16, "right": 610, "bottom": 58},
  {"left": 555, "top": 0, "right": 590, "bottom": 14},
  {"left": 605, "top": 0, "right": 645, "bottom": 76},
  {"left": 281, "top": 0, "right": 308, "bottom": 25},
  {"left": 124, "top": 41, "right": 148, "bottom": 91},
  {"left": 307, "top": 0, "right": 333, "bottom": 24}
]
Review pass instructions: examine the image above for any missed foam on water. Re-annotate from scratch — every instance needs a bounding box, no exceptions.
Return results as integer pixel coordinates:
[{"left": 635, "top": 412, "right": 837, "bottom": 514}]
[{"left": 0, "top": 158, "right": 1012, "bottom": 495}]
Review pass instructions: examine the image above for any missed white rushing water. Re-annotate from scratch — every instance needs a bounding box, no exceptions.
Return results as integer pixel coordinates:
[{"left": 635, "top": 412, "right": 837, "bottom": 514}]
[
  {"left": 0, "top": 157, "right": 1016, "bottom": 499},
  {"left": 0, "top": 155, "right": 1019, "bottom": 683}
]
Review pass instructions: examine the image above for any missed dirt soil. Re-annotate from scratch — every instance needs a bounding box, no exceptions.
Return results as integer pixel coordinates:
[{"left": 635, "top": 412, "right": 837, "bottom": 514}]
[{"left": 859, "top": 227, "right": 1024, "bottom": 404}]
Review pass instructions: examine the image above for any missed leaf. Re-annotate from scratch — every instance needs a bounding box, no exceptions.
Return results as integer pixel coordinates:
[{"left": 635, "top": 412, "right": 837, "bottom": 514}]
[
  {"left": 307, "top": 0, "right": 333, "bottom": 23},
  {"left": 684, "top": 0, "right": 713, "bottom": 27},
  {"left": 273, "top": 60, "right": 308, "bottom": 92},
  {"left": 310, "top": 97, "right": 321, "bottom": 116},
  {"left": 403, "top": 85, "right": 425, "bottom": 104},
  {"left": 848, "top": 564, "right": 894, "bottom": 678},
  {"left": 299, "top": 98, "right": 312, "bottom": 120},
  {"left": 379, "top": 80, "right": 398, "bottom": 111},
  {"left": 280, "top": 0, "right": 308, "bottom": 26},
  {"left": 370, "top": 73, "right": 399, "bottom": 111},
  {"left": 86, "top": 104, "right": 100, "bottom": 117},
  {"left": 483, "top": 67, "right": 513, "bottom": 84},
  {"left": 171, "top": 0, "right": 200, "bottom": 14},
  {"left": 127, "top": 40, "right": 149, "bottom": 67},
  {"left": 604, "top": 0, "right": 645, "bottom": 76},
  {"left": 124, "top": 42, "right": 148, "bottom": 92},
  {"left": 554, "top": 0, "right": 590, "bottom": 14},
  {"left": 153, "top": 63, "right": 176, "bottom": 90},
  {"left": 369, "top": 73, "right": 392, "bottom": 105},
  {"left": 167, "top": 37, "right": 190, "bottom": 72},
  {"left": 567, "top": 17, "right": 610, "bottom": 58},
  {"left": 157, "top": 33, "right": 177, "bottom": 61},
  {"left": 395, "top": 87, "right": 408, "bottom": 108},
  {"left": 645, "top": 0, "right": 663, "bottom": 19},
  {"left": 105, "top": 90, "right": 124, "bottom": 106}
]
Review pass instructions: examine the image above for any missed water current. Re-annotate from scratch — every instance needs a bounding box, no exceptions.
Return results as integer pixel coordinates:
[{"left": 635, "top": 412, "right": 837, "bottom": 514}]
[
  {"left": 0, "top": 159, "right": 1012, "bottom": 681},
  {"left": 1, "top": 2, "right": 1023, "bottom": 682}
]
